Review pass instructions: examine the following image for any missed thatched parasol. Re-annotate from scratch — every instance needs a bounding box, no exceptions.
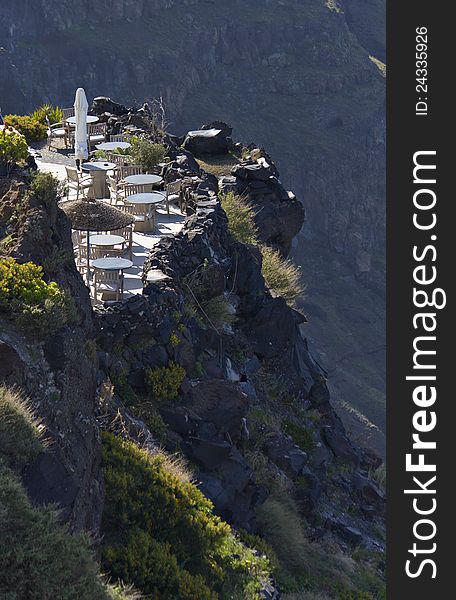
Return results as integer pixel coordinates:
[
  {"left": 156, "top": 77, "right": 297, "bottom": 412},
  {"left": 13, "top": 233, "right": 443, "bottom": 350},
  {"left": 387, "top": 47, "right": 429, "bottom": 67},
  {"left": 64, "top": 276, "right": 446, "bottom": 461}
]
[{"left": 62, "top": 199, "right": 133, "bottom": 284}]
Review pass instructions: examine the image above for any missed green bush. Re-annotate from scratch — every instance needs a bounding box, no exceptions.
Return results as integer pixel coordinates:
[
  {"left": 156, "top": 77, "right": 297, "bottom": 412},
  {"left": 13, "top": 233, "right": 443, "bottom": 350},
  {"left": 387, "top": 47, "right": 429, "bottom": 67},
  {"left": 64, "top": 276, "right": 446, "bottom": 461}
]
[
  {"left": 220, "top": 192, "right": 258, "bottom": 245},
  {"left": 28, "top": 171, "right": 63, "bottom": 205},
  {"left": 130, "top": 138, "right": 166, "bottom": 172},
  {"left": 260, "top": 245, "right": 303, "bottom": 305},
  {"left": 145, "top": 361, "right": 186, "bottom": 401},
  {"left": 4, "top": 114, "right": 47, "bottom": 143},
  {"left": 0, "top": 385, "right": 43, "bottom": 472},
  {"left": 0, "top": 464, "right": 114, "bottom": 600},
  {"left": 30, "top": 104, "right": 63, "bottom": 125},
  {"left": 0, "top": 127, "right": 29, "bottom": 175},
  {"left": 101, "top": 433, "right": 270, "bottom": 599},
  {"left": 283, "top": 420, "right": 315, "bottom": 454},
  {"left": 0, "top": 257, "right": 71, "bottom": 337}
]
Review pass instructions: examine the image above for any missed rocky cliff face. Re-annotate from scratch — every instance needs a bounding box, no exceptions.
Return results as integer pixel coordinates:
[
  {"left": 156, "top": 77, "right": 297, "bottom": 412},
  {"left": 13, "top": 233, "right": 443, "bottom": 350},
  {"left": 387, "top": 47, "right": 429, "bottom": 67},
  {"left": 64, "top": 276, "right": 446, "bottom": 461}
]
[{"left": 0, "top": 0, "right": 386, "bottom": 454}]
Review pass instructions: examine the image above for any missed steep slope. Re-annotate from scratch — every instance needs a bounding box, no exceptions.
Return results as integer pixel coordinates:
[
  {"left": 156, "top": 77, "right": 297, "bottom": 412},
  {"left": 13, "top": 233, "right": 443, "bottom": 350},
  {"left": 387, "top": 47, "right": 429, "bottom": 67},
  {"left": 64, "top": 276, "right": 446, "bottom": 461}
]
[{"left": 0, "top": 0, "right": 386, "bottom": 453}]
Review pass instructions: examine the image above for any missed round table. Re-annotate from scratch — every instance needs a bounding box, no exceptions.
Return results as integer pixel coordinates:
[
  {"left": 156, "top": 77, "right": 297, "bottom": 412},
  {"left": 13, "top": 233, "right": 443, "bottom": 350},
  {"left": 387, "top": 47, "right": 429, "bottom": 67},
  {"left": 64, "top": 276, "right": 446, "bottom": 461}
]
[
  {"left": 125, "top": 192, "right": 165, "bottom": 205},
  {"left": 82, "top": 162, "right": 116, "bottom": 199},
  {"left": 89, "top": 234, "right": 125, "bottom": 246},
  {"left": 96, "top": 141, "right": 131, "bottom": 151},
  {"left": 124, "top": 174, "right": 162, "bottom": 186},
  {"left": 92, "top": 258, "right": 133, "bottom": 271},
  {"left": 66, "top": 115, "right": 99, "bottom": 125}
]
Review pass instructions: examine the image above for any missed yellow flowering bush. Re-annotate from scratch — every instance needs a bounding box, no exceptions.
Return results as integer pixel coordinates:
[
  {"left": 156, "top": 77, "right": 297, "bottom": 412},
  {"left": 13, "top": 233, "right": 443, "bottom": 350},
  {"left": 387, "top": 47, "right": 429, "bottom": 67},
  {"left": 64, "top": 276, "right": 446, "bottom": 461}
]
[{"left": 0, "top": 257, "right": 70, "bottom": 337}]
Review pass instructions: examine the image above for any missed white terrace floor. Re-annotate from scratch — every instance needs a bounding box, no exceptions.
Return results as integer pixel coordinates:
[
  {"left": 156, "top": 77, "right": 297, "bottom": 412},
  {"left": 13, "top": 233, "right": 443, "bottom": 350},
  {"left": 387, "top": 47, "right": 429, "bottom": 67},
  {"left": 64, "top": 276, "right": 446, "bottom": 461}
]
[{"left": 36, "top": 158, "right": 186, "bottom": 300}]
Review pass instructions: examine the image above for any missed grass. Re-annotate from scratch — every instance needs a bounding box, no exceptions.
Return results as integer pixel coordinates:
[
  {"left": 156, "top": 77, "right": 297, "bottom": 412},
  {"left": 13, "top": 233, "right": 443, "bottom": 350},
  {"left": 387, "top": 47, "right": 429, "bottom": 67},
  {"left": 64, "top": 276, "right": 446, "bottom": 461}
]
[
  {"left": 197, "top": 154, "right": 239, "bottom": 177},
  {"left": 0, "top": 464, "right": 116, "bottom": 600},
  {"left": 260, "top": 246, "right": 304, "bottom": 306},
  {"left": 0, "top": 385, "right": 44, "bottom": 472},
  {"left": 220, "top": 192, "right": 259, "bottom": 245}
]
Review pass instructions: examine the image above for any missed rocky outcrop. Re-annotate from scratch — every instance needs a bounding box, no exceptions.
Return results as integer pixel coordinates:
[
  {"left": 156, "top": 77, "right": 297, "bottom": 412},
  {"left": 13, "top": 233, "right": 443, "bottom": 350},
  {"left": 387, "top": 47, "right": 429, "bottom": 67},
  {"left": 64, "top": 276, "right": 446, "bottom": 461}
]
[{"left": 0, "top": 176, "right": 102, "bottom": 533}]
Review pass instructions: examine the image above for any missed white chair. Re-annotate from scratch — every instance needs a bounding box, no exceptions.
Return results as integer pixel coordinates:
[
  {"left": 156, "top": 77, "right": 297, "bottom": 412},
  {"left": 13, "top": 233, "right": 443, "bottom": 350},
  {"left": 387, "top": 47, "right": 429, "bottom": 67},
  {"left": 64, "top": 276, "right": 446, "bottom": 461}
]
[
  {"left": 65, "top": 166, "right": 93, "bottom": 200},
  {"left": 107, "top": 174, "right": 124, "bottom": 205},
  {"left": 117, "top": 165, "right": 143, "bottom": 181},
  {"left": 76, "top": 243, "right": 99, "bottom": 276},
  {"left": 88, "top": 123, "right": 107, "bottom": 150},
  {"left": 93, "top": 268, "right": 124, "bottom": 302},
  {"left": 46, "top": 117, "right": 68, "bottom": 150},
  {"left": 165, "top": 180, "right": 182, "bottom": 214},
  {"left": 110, "top": 226, "right": 133, "bottom": 260},
  {"left": 110, "top": 134, "right": 130, "bottom": 143},
  {"left": 118, "top": 203, "right": 155, "bottom": 233}
]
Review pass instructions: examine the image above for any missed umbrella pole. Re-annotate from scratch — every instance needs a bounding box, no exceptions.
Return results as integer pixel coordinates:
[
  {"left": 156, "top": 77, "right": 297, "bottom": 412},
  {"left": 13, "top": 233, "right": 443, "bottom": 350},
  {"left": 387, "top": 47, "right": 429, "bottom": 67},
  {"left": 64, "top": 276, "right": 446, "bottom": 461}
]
[{"left": 86, "top": 229, "right": 90, "bottom": 287}]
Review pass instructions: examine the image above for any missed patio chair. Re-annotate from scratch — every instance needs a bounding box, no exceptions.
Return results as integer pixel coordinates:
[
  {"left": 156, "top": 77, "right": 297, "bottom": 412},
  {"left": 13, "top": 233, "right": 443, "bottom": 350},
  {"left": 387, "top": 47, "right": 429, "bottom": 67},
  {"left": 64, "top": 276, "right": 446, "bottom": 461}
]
[
  {"left": 118, "top": 165, "right": 143, "bottom": 181},
  {"left": 107, "top": 174, "right": 124, "bottom": 205},
  {"left": 110, "top": 134, "right": 130, "bottom": 143},
  {"left": 165, "top": 180, "right": 182, "bottom": 214},
  {"left": 123, "top": 183, "right": 151, "bottom": 198},
  {"left": 46, "top": 116, "right": 68, "bottom": 150},
  {"left": 118, "top": 203, "right": 155, "bottom": 233},
  {"left": 88, "top": 123, "right": 107, "bottom": 150},
  {"left": 109, "top": 225, "right": 133, "bottom": 260},
  {"left": 62, "top": 107, "right": 75, "bottom": 121},
  {"left": 76, "top": 243, "right": 100, "bottom": 276},
  {"left": 106, "top": 152, "right": 128, "bottom": 168},
  {"left": 65, "top": 166, "right": 93, "bottom": 200},
  {"left": 93, "top": 268, "right": 124, "bottom": 302}
]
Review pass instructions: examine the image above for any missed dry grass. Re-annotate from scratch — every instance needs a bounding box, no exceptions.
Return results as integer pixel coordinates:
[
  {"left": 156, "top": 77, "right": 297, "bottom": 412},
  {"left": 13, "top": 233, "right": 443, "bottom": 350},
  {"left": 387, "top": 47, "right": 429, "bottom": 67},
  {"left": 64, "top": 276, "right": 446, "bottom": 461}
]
[
  {"left": 197, "top": 154, "right": 239, "bottom": 177},
  {"left": 260, "top": 245, "right": 304, "bottom": 305},
  {"left": 0, "top": 385, "right": 44, "bottom": 472},
  {"left": 220, "top": 191, "right": 259, "bottom": 245}
]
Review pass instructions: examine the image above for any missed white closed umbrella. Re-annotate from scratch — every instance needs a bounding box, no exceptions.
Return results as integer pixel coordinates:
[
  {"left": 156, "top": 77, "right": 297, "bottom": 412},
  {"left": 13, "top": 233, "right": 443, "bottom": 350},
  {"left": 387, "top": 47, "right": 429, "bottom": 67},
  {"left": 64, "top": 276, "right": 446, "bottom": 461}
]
[{"left": 74, "top": 88, "right": 89, "bottom": 167}]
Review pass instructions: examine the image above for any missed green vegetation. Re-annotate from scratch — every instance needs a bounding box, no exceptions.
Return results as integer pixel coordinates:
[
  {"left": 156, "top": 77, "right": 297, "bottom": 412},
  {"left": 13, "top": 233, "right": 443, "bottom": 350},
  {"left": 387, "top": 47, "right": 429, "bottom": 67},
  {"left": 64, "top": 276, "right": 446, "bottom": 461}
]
[
  {"left": 101, "top": 433, "right": 271, "bottom": 599},
  {"left": 145, "top": 361, "right": 186, "bottom": 401},
  {"left": 0, "top": 463, "right": 124, "bottom": 600},
  {"left": 29, "top": 171, "right": 63, "bottom": 205},
  {"left": 260, "top": 245, "right": 303, "bottom": 305},
  {"left": 220, "top": 192, "right": 258, "bottom": 245},
  {"left": 0, "top": 385, "right": 43, "bottom": 472},
  {"left": 130, "top": 138, "right": 166, "bottom": 172},
  {"left": 0, "top": 127, "right": 29, "bottom": 175},
  {"left": 30, "top": 104, "right": 63, "bottom": 126},
  {"left": 4, "top": 114, "right": 47, "bottom": 143},
  {"left": 256, "top": 495, "right": 385, "bottom": 598},
  {"left": 283, "top": 419, "right": 315, "bottom": 454},
  {"left": 0, "top": 257, "right": 73, "bottom": 337}
]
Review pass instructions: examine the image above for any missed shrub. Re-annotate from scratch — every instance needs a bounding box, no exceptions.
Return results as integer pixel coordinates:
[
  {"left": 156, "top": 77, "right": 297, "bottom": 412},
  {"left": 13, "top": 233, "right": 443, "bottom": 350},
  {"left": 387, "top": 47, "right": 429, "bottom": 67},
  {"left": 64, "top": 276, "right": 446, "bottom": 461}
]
[
  {"left": 260, "top": 245, "right": 303, "bottom": 305},
  {"left": 30, "top": 104, "right": 63, "bottom": 125},
  {"left": 145, "top": 362, "right": 186, "bottom": 401},
  {"left": 28, "top": 171, "right": 63, "bottom": 205},
  {"left": 130, "top": 138, "right": 166, "bottom": 172},
  {"left": 0, "top": 128, "right": 29, "bottom": 175},
  {"left": 220, "top": 192, "right": 258, "bottom": 245},
  {"left": 0, "top": 257, "right": 71, "bottom": 337},
  {"left": 0, "top": 385, "right": 44, "bottom": 472},
  {"left": 283, "top": 419, "right": 315, "bottom": 454},
  {"left": 0, "top": 464, "right": 113, "bottom": 600},
  {"left": 101, "top": 433, "right": 271, "bottom": 599},
  {"left": 3, "top": 114, "right": 47, "bottom": 143}
]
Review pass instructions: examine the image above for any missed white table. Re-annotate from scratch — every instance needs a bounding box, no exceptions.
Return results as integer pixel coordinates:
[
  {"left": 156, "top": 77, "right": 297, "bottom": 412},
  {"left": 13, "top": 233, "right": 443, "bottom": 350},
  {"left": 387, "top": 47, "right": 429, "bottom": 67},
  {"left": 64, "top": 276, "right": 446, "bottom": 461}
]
[
  {"left": 82, "top": 162, "right": 116, "bottom": 198},
  {"left": 66, "top": 115, "right": 99, "bottom": 125},
  {"left": 96, "top": 141, "right": 131, "bottom": 151},
  {"left": 92, "top": 258, "right": 133, "bottom": 271},
  {"left": 124, "top": 174, "right": 162, "bottom": 186},
  {"left": 125, "top": 192, "right": 165, "bottom": 205},
  {"left": 89, "top": 234, "right": 125, "bottom": 246}
]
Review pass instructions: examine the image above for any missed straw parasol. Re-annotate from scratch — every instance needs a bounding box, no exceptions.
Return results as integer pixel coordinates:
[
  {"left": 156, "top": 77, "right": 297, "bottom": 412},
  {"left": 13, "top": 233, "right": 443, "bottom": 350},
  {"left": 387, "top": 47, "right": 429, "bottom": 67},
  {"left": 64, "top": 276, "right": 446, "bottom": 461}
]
[
  {"left": 74, "top": 88, "right": 89, "bottom": 166},
  {"left": 62, "top": 199, "right": 133, "bottom": 285}
]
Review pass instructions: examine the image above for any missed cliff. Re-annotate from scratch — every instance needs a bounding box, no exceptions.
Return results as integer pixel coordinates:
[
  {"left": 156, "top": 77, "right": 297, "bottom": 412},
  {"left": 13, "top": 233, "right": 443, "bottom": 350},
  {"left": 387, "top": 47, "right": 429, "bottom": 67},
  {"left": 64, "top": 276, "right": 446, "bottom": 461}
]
[
  {"left": 0, "top": 0, "right": 386, "bottom": 454},
  {"left": 0, "top": 111, "right": 385, "bottom": 597}
]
